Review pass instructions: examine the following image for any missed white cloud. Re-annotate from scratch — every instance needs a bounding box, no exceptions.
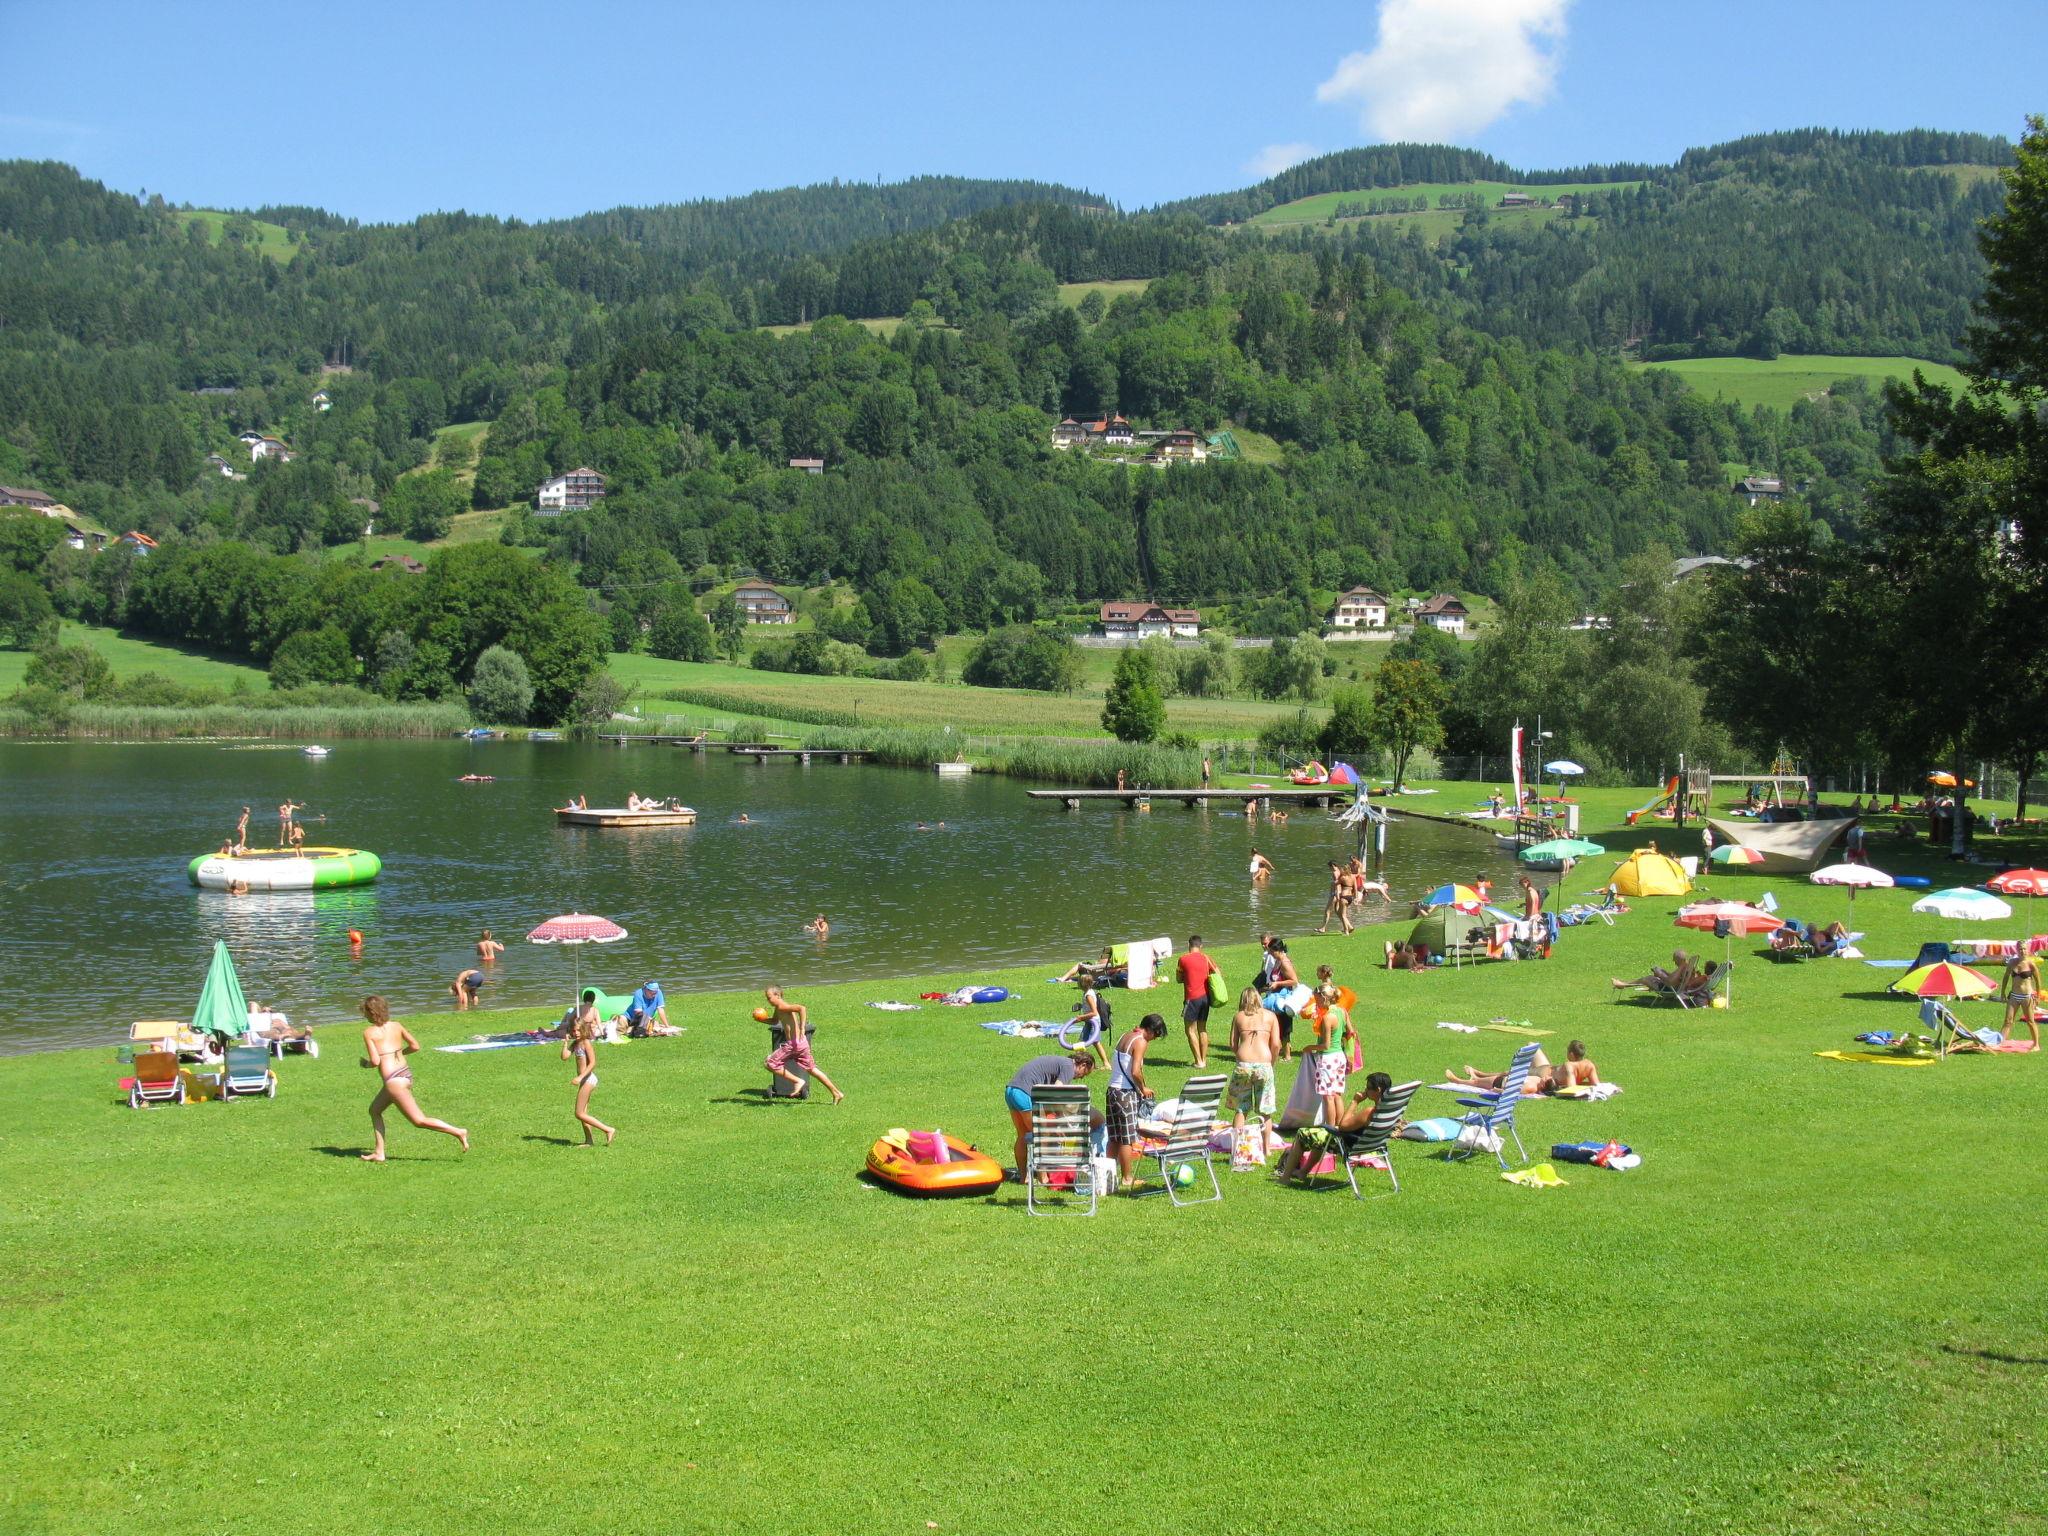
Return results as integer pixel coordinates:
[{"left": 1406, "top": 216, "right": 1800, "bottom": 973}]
[
  {"left": 1245, "top": 142, "right": 1321, "bottom": 178},
  {"left": 1316, "top": 0, "right": 1570, "bottom": 143}
]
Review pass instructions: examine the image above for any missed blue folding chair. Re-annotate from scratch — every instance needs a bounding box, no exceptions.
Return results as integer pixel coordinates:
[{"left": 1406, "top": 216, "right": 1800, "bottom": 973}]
[{"left": 1450, "top": 1042, "right": 1539, "bottom": 1169}]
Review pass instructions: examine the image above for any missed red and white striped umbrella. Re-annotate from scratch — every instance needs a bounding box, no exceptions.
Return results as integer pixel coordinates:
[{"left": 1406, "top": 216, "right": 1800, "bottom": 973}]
[
  {"left": 527, "top": 913, "right": 628, "bottom": 945},
  {"left": 527, "top": 913, "right": 628, "bottom": 1003},
  {"left": 1987, "top": 869, "right": 2048, "bottom": 897}
]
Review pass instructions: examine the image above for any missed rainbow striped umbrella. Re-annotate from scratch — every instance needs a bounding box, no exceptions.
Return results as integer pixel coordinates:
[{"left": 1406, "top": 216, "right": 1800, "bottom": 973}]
[
  {"left": 1889, "top": 961, "right": 1997, "bottom": 1000},
  {"left": 1709, "top": 844, "right": 1767, "bottom": 866}
]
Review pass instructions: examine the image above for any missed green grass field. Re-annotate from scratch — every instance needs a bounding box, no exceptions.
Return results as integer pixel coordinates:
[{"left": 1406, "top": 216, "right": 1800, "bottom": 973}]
[
  {"left": 1246, "top": 180, "right": 1639, "bottom": 242},
  {"left": 173, "top": 209, "right": 301, "bottom": 263},
  {"left": 430, "top": 420, "right": 490, "bottom": 481},
  {"left": 608, "top": 653, "right": 1312, "bottom": 738},
  {"left": 0, "top": 621, "right": 270, "bottom": 694},
  {"left": 1056, "top": 278, "right": 1152, "bottom": 308},
  {"left": 1638, "top": 354, "right": 1970, "bottom": 413},
  {"left": 5, "top": 787, "right": 2044, "bottom": 1532},
  {"left": 761, "top": 315, "right": 911, "bottom": 339}
]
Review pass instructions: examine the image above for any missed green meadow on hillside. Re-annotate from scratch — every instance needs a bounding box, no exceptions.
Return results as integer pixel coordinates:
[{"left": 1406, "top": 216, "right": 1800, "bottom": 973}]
[
  {"left": 1247, "top": 180, "right": 1640, "bottom": 240},
  {"left": 0, "top": 621, "right": 269, "bottom": 694},
  {"left": 173, "top": 209, "right": 301, "bottom": 262},
  {"left": 3, "top": 789, "right": 2044, "bottom": 1533},
  {"left": 1640, "top": 353, "right": 1972, "bottom": 413}
]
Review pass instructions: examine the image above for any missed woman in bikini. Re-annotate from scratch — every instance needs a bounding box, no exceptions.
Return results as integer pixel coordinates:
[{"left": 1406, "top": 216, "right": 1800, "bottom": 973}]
[
  {"left": 2003, "top": 943, "right": 2042, "bottom": 1047},
  {"left": 359, "top": 995, "right": 467, "bottom": 1160},
  {"left": 1444, "top": 1040, "right": 1598, "bottom": 1095},
  {"left": 563, "top": 1014, "right": 615, "bottom": 1145}
]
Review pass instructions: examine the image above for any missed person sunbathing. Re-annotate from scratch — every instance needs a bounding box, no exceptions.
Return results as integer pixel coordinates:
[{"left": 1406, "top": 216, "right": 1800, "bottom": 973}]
[
  {"left": 1612, "top": 950, "right": 1700, "bottom": 992},
  {"left": 1273, "top": 1072, "right": 1395, "bottom": 1183},
  {"left": 1058, "top": 947, "right": 1115, "bottom": 984},
  {"left": 1445, "top": 1041, "right": 1598, "bottom": 1095}
]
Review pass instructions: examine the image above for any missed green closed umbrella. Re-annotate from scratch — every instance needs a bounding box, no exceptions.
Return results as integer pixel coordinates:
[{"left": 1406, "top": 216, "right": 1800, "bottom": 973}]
[{"left": 191, "top": 939, "right": 250, "bottom": 1041}]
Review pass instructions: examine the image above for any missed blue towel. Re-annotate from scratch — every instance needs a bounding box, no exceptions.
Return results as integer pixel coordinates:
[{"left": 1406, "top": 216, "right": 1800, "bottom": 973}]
[{"left": 1863, "top": 959, "right": 1913, "bottom": 968}]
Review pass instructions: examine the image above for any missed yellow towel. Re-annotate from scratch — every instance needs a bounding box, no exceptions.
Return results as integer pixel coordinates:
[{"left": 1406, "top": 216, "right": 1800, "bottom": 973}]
[
  {"left": 1482, "top": 1023, "right": 1554, "bottom": 1037},
  {"left": 1502, "top": 1162, "right": 1568, "bottom": 1189},
  {"left": 1814, "top": 1050, "right": 1936, "bottom": 1067}
]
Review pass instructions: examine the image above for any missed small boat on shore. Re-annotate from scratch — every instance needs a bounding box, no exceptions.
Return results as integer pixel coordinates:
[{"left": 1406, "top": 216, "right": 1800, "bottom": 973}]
[
  {"left": 934, "top": 761, "right": 973, "bottom": 777},
  {"left": 302, "top": 745, "right": 330, "bottom": 758},
  {"left": 188, "top": 847, "right": 381, "bottom": 890},
  {"left": 554, "top": 805, "right": 698, "bottom": 827},
  {"left": 866, "top": 1132, "right": 1004, "bottom": 1197}
]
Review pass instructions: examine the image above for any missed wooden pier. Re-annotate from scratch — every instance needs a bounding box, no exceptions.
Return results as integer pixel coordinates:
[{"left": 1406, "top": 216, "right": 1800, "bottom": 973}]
[
  {"left": 597, "top": 733, "right": 709, "bottom": 747},
  {"left": 1026, "top": 787, "right": 1350, "bottom": 811},
  {"left": 727, "top": 746, "right": 872, "bottom": 764}
]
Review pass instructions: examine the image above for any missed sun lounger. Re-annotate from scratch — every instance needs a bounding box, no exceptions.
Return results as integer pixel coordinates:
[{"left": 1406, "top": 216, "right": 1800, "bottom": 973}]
[
  {"left": 1143, "top": 1073, "right": 1226, "bottom": 1206},
  {"left": 1026, "top": 1084, "right": 1097, "bottom": 1216},
  {"left": 1307, "top": 1080, "right": 1422, "bottom": 1197},
  {"left": 127, "top": 1050, "right": 185, "bottom": 1109},
  {"left": 1450, "top": 1043, "right": 1538, "bottom": 1169},
  {"left": 219, "top": 1045, "right": 276, "bottom": 1100}
]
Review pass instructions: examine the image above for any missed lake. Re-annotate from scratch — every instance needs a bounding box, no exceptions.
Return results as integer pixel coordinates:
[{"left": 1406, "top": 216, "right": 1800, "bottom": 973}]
[{"left": 0, "top": 740, "right": 1522, "bottom": 1052}]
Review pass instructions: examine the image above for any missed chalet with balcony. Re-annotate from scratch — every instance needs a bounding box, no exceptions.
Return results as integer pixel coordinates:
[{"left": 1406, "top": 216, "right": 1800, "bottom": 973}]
[
  {"left": 1099, "top": 602, "right": 1201, "bottom": 640},
  {"left": 1417, "top": 593, "right": 1469, "bottom": 634},
  {"left": 535, "top": 467, "right": 607, "bottom": 514},
  {"left": 1331, "top": 586, "right": 1390, "bottom": 629},
  {"left": 733, "top": 582, "right": 794, "bottom": 624}
]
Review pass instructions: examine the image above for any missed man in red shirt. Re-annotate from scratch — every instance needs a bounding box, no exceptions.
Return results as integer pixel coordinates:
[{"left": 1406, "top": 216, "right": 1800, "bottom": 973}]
[{"left": 1175, "top": 935, "right": 1217, "bottom": 1070}]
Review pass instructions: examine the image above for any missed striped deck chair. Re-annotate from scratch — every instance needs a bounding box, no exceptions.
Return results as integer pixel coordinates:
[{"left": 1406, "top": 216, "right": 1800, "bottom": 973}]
[
  {"left": 1921, "top": 997, "right": 1998, "bottom": 1058},
  {"left": 1450, "top": 1043, "right": 1538, "bottom": 1169},
  {"left": 1309, "top": 1080, "right": 1422, "bottom": 1197},
  {"left": 1145, "top": 1073, "right": 1226, "bottom": 1206},
  {"left": 1026, "top": 1083, "right": 1096, "bottom": 1216}
]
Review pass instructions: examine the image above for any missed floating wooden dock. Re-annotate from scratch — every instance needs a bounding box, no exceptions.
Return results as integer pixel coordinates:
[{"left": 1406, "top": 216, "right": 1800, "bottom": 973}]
[
  {"left": 1027, "top": 787, "right": 1351, "bottom": 811},
  {"left": 597, "top": 733, "right": 709, "bottom": 746},
  {"left": 556, "top": 805, "right": 698, "bottom": 827},
  {"left": 727, "top": 746, "right": 872, "bottom": 764}
]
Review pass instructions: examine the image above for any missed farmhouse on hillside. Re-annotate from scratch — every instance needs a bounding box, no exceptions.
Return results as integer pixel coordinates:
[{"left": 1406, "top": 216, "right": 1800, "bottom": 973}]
[
  {"left": 370, "top": 555, "right": 426, "bottom": 574},
  {"left": 1330, "top": 586, "right": 1390, "bottom": 629},
  {"left": 789, "top": 457, "right": 825, "bottom": 474},
  {"left": 1146, "top": 430, "right": 1207, "bottom": 464},
  {"left": 732, "top": 582, "right": 794, "bottom": 624},
  {"left": 1052, "top": 414, "right": 1134, "bottom": 449},
  {"left": 249, "top": 436, "right": 294, "bottom": 463},
  {"left": 535, "top": 466, "right": 607, "bottom": 514},
  {"left": 1416, "top": 593, "right": 1469, "bottom": 634},
  {"left": 1732, "top": 475, "right": 1809, "bottom": 507},
  {"left": 1099, "top": 602, "right": 1202, "bottom": 640},
  {"left": 0, "top": 485, "right": 57, "bottom": 511}
]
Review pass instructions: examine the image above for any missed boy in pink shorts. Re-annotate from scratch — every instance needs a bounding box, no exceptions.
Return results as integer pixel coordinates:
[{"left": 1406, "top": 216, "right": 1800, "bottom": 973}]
[{"left": 762, "top": 986, "right": 844, "bottom": 1104}]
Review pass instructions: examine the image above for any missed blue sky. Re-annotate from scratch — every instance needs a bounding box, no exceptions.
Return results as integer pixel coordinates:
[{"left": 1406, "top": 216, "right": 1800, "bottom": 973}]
[{"left": 4, "top": 0, "right": 2042, "bottom": 222}]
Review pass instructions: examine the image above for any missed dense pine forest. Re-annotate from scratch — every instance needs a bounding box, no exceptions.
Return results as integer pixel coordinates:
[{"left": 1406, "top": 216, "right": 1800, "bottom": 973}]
[{"left": 0, "top": 126, "right": 2031, "bottom": 742}]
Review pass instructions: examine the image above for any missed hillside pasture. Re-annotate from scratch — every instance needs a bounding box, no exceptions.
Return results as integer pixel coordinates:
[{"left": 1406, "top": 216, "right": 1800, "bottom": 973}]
[
  {"left": 1639, "top": 354, "right": 1970, "bottom": 413},
  {"left": 0, "top": 621, "right": 270, "bottom": 694},
  {"left": 1247, "top": 180, "right": 1640, "bottom": 239},
  {"left": 173, "top": 209, "right": 301, "bottom": 263},
  {"left": 1056, "top": 278, "right": 1152, "bottom": 308}
]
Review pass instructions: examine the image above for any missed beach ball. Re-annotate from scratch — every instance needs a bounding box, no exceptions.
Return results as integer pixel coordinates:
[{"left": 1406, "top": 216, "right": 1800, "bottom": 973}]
[
  {"left": 1709, "top": 995, "right": 1728, "bottom": 1010},
  {"left": 752, "top": 1007, "right": 773, "bottom": 1022},
  {"left": 1174, "top": 1165, "right": 1195, "bottom": 1188}
]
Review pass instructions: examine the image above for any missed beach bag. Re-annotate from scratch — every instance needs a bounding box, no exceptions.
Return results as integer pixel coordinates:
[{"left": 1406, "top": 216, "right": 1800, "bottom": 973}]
[
  {"left": 1456, "top": 1124, "right": 1502, "bottom": 1154},
  {"left": 1398, "top": 1116, "right": 1463, "bottom": 1142},
  {"left": 1206, "top": 966, "right": 1228, "bottom": 1006},
  {"left": 1088, "top": 1157, "right": 1119, "bottom": 1195},
  {"left": 1230, "top": 1121, "right": 1264, "bottom": 1172}
]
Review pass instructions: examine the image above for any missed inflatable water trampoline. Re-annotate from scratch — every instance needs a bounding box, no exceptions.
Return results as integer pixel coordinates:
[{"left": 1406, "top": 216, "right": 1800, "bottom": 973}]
[{"left": 188, "top": 847, "right": 381, "bottom": 891}]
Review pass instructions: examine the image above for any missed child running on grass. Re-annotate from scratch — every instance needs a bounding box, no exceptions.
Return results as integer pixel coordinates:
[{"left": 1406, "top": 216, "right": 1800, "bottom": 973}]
[
  {"left": 359, "top": 995, "right": 468, "bottom": 1161},
  {"left": 563, "top": 1014, "right": 615, "bottom": 1145},
  {"left": 763, "top": 985, "right": 843, "bottom": 1104}
]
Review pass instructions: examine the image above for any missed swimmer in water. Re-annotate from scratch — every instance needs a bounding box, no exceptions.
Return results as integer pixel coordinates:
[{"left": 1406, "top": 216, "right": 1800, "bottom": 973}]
[
  {"left": 1249, "top": 847, "right": 1275, "bottom": 882},
  {"left": 347, "top": 928, "right": 364, "bottom": 952},
  {"left": 477, "top": 929, "right": 504, "bottom": 964},
  {"left": 915, "top": 822, "right": 929, "bottom": 831},
  {"left": 804, "top": 914, "right": 830, "bottom": 939},
  {"left": 738, "top": 813, "right": 751, "bottom": 824},
  {"left": 450, "top": 968, "right": 485, "bottom": 1011}
]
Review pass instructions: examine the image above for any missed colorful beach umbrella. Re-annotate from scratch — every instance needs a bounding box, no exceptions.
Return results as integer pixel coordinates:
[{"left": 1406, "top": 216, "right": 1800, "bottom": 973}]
[
  {"left": 527, "top": 912, "right": 629, "bottom": 1002},
  {"left": 1709, "top": 844, "right": 1768, "bottom": 867},
  {"left": 1925, "top": 772, "right": 1976, "bottom": 789},
  {"left": 1419, "top": 882, "right": 1485, "bottom": 913},
  {"left": 1521, "top": 837, "right": 1604, "bottom": 866},
  {"left": 1912, "top": 888, "right": 2013, "bottom": 922},
  {"left": 1673, "top": 902, "right": 1781, "bottom": 1009},
  {"left": 1811, "top": 863, "right": 1894, "bottom": 907},
  {"left": 1986, "top": 869, "right": 2048, "bottom": 897},
  {"left": 1889, "top": 960, "right": 1997, "bottom": 1000}
]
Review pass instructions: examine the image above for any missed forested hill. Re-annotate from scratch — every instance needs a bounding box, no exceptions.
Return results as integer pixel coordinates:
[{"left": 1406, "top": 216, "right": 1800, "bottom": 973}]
[
  {"left": 1223, "top": 128, "right": 2016, "bottom": 362},
  {"left": 542, "top": 174, "right": 1106, "bottom": 258}
]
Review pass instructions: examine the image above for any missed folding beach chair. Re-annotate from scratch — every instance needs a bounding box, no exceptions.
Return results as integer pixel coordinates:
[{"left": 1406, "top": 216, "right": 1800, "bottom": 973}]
[
  {"left": 220, "top": 1045, "right": 276, "bottom": 1100},
  {"left": 127, "top": 1051, "right": 185, "bottom": 1109},
  {"left": 1144, "top": 1073, "right": 1226, "bottom": 1206},
  {"left": 1921, "top": 997, "right": 2000, "bottom": 1059},
  {"left": 1311, "top": 1080, "right": 1422, "bottom": 1198},
  {"left": 1025, "top": 1084, "right": 1097, "bottom": 1216},
  {"left": 1667, "top": 962, "right": 1732, "bottom": 1009},
  {"left": 1450, "top": 1043, "right": 1538, "bottom": 1170}
]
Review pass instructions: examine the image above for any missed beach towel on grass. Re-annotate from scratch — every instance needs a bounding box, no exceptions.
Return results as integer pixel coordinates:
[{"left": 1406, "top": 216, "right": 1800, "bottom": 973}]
[
  {"left": 979, "top": 1020, "right": 1065, "bottom": 1038},
  {"left": 437, "top": 1038, "right": 545, "bottom": 1053},
  {"left": 1398, "top": 1116, "right": 1464, "bottom": 1142},
  {"left": 1863, "top": 959, "right": 1913, "bottom": 969},
  {"left": 1435, "top": 1021, "right": 1478, "bottom": 1033},
  {"left": 867, "top": 1001, "right": 920, "bottom": 1011},
  {"left": 1553, "top": 1082, "right": 1622, "bottom": 1102},
  {"left": 1815, "top": 1050, "right": 1937, "bottom": 1067},
  {"left": 1483, "top": 1022, "right": 1554, "bottom": 1037},
  {"left": 1502, "top": 1163, "right": 1568, "bottom": 1189}
]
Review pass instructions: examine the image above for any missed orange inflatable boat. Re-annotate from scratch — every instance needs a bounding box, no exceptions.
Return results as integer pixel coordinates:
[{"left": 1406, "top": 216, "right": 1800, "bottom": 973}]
[{"left": 866, "top": 1130, "right": 1005, "bottom": 1196}]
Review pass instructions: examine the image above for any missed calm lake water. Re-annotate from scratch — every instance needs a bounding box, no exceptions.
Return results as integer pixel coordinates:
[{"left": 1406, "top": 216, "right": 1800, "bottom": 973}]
[{"left": 0, "top": 740, "right": 1521, "bottom": 1052}]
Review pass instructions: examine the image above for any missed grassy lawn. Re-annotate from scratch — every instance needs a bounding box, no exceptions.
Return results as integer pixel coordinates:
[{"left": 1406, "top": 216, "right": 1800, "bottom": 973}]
[
  {"left": 173, "top": 209, "right": 301, "bottom": 263},
  {"left": 1246, "top": 181, "right": 1638, "bottom": 243},
  {"left": 431, "top": 420, "right": 490, "bottom": 482},
  {"left": 5, "top": 787, "right": 2044, "bottom": 1532},
  {"left": 1057, "top": 278, "right": 1152, "bottom": 308},
  {"left": 1638, "top": 354, "right": 1970, "bottom": 413},
  {"left": 761, "top": 316, "right": 909, "bottom": 339},
  {"left": 0, "top": 621, "right": 269, "bottom": 693},
  {"left": 608, "top": 654, "right": 1309, "bottom": 738}
]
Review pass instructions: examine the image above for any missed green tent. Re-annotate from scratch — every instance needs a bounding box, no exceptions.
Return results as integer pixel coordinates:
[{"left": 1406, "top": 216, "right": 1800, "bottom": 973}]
[
  {"left": 1409, "top": 908, "right": 1489, "bottom": 953},
  {"left": 191, "top": 939, "right": 250, "bottom": 1040}
]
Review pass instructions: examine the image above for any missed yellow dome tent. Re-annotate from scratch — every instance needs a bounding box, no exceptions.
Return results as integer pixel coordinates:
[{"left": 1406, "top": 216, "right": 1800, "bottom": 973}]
[{"left": 1610, "top": 847, "right": 1693, "bottom": 898}]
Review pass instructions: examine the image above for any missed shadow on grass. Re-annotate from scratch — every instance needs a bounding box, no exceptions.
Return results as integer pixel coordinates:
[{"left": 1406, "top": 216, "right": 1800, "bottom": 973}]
[
  {"left": 706, "top": 1090, "right": 800, "bottom": 1108},
  {"left": 1940, "top": 1343, "right": 2048, "bottom": 1367},
  {"left": 521, "top": 1134, "right": 577, "bottom": 1147},
  {"left": 1841, "top": 991, "right": 1916, "bottom": 1004}
]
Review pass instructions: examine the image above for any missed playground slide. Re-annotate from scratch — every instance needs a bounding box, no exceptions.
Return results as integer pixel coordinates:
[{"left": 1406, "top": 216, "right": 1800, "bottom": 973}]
[{"left": 1625, "top": 776, "right": 1681, "bottom": 826}]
